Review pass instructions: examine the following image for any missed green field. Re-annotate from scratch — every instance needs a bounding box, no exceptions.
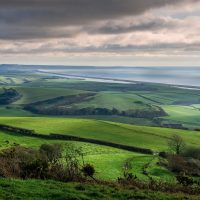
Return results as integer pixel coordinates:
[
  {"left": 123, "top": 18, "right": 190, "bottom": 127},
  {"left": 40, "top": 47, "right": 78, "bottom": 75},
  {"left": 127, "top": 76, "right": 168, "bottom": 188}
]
[
  {"left": 0, "top": 106, "right": 34, "bottom": 117},
  {"left": 73, "top": 92, "right": 151, "bottom": 110},
  {"left": 0, "top": 127, "right": 167, "bottom": 181},
  {"left": 13, "top": 87, "right": 84, "bottom": 104},
  {"left": 0, "top": 117, "right": 200, "bottom": 151},
  {"left": 1, "top": 72, "right": 200, "bottom": 129},
  {"left": 161, "top": 105, "right": 200, "bottom": 128},
  {"left": 0, "top": 71, "right": 200, "bottom": 197},
  {"left": 0, "top": 116, "right": 200, "bottom": 182}
]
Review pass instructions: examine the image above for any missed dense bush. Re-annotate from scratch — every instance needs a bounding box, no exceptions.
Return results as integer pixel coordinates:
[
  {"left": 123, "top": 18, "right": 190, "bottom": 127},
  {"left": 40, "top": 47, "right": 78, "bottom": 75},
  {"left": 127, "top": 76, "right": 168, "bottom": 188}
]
[
  {"left": 0, "top": 144, "right": 90, "bottom": 182},
  {"left": 0, "top": 146, "right": 48, "bottom": 179},
  {"left": 159, "top": 151, "right": 168, "bottom": 158},
  {"left": 166, "top": 154, "right": 200, "bottom": 176},
  {"left": 176, "top": 173, "right": 194, "bottom": 186},
  {"left": 81, "top": 164, "right": 95, "bottom": 178},
  {"left": 39, "top": 143, "right": 63, "bottom": 164},
  {"left": 182, "top": 147, "right": 200, "bottom": 160},
  {"left": 167, "top": 155, "right": 187, "bottom": 173}
]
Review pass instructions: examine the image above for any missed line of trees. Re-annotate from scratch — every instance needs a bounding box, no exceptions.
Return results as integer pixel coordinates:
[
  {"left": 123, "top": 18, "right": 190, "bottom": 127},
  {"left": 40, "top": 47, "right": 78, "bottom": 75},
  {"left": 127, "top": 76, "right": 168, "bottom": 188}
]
[
  {"left": 0, "top": 88, "right": 21, "bottom": 105},
  {"left": 25, "top": 105, "right": 167, "bottom": 119}
]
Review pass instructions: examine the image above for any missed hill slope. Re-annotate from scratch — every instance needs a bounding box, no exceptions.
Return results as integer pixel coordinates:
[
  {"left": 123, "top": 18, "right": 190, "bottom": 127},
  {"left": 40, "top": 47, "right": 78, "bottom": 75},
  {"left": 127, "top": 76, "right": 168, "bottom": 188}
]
[
  {"left": 0, "top": 117, "right": 200, "bottom": 151},
  {"left": 0, "top": 178, "right": 198, "bottom": 200}
]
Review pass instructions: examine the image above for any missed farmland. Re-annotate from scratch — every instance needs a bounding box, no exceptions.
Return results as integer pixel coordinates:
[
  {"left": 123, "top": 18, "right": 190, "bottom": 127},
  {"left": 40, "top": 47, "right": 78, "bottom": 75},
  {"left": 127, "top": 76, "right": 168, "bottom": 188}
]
[
  {"left": 1, "top": 71, "right": 200, "bottom": 128},
  {"left": 0, "top": 68, "right": 200, "bottom": 198},
  {"left": 0, "top": 117, "right": 200, "bottom": 151}
]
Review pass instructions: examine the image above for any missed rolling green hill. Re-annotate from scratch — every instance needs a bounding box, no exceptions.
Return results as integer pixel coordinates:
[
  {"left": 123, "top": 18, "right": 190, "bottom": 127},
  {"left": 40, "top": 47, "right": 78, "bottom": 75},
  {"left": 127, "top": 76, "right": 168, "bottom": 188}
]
[
  {"left": 1, "top": 73, "right": 200, "bottom": 129},
  {"left": 0, "top": 127, "right": 167, "bottom": 181},
  {"left": 13, "top": 87, "right": 84, "bottom": 104},
  {"left": 161, "top": 105, "right": 200, "bottom": 128},
  {"left": 1, "top": 73, "right": 200, "bottom": 187},
  {"left": 0, "top": 117, "right": 200, "bottom": 152}
]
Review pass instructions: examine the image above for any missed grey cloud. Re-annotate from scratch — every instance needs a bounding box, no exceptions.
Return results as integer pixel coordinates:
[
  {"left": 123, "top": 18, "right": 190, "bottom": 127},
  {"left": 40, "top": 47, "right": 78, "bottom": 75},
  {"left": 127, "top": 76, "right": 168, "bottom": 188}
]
[
  {"left": 0, "top": 24, "right": 78, "bottom": 40},
  {"left": 0, "top": 0, "right": 197, "bottom": 26},
  {"left": 2, "top": 41, "right": 200, "bottom": 55},
  {"left": 87, "top": 18, "right": 176, "bottom": 34},
  {"left": 0, "top": 0, "right": 198, "bottom": 40},
  {"left": 80, "top": 43, "right": 200, "bottom": 53}
]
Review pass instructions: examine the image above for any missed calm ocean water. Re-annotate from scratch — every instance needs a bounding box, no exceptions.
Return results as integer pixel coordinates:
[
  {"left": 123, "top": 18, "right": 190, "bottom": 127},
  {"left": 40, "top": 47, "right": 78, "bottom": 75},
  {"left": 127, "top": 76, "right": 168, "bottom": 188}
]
[{"left": 47, "top": 67, "right": 200, "bottom": 87}]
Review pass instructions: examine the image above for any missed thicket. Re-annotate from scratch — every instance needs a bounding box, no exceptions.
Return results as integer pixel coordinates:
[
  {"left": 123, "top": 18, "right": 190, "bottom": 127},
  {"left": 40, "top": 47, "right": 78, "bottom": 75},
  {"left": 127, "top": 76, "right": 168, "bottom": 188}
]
[
  {"left": 0, "top": 144, "right": 95, "bottom": 182},
  {"left": 0, "top": 88, "right": 21, "bottom": 105}
]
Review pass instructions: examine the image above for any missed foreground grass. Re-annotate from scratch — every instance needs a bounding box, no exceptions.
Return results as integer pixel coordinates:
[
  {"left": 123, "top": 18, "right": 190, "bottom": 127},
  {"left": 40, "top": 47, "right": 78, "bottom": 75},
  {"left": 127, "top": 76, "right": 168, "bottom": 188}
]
[
  {"left": 0, "top": 178, "right": 198, "bottom": 200},
  {"left": 0, "top": 117, "right": 200, "bottom": 151}
]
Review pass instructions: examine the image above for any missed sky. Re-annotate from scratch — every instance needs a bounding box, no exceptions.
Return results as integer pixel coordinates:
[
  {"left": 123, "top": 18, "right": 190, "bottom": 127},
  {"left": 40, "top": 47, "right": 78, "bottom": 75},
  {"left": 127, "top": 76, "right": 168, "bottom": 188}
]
[{"left": 0, "top": 0, "right": 200, "bottom": 66}]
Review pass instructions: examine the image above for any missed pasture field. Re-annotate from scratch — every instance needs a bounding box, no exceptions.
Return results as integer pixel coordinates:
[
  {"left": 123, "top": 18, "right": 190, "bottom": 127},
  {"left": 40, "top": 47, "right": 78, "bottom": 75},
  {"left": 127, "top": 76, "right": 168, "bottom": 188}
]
[
  {"left": 0, "top": 117, "right": 200, "bottom": 152},
  {"left": 161, "top": 105, "right": 200, "bottom": 128},
  {"left": 1, "top": 72, "right": 200, "bottom": 129},
  {"left": 0, "top": 72, "right": 200, "bottom": 187},
  {"left": 0, "top": 106, "right": 34, "bottom": 117},
  {"left": 13, "top": 87, "right": 84, "bottom": 104},
  {"left": 0, "top": 128, "right": 169, "bottom": 181},
  {"left": 72, "top": 92, "right": 152, "bottom": 110}
]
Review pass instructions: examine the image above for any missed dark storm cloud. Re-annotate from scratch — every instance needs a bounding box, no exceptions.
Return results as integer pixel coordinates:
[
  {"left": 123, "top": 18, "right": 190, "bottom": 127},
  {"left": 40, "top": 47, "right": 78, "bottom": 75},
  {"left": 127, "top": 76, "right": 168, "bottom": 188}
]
[
  {"left": 0, "top": 0, "right": 198, "bottom": 40},
  {"left": 0, "top": 0, "right": 197, "bottom": 26}
]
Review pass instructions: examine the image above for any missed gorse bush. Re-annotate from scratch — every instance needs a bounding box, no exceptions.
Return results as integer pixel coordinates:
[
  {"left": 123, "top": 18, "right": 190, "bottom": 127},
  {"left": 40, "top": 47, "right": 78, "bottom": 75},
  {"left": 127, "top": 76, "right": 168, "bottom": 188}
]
[
  {"left": 176, "top": 173, "right": 194, "bottom": 186},
  {"left": 0, "top": 144, "right": 90, "bottom": 182},
  {"left": 182, "top": 147, "right": 200, "bottom": 160},
  {"left": 81, "top": 164, "right": 95, "bottom": 178},
  {"left": 39, "top": 143, "right": 63, "bottom": 164},
  {"left": 0, "top": 146, "right": 48, "bottom": 179}
]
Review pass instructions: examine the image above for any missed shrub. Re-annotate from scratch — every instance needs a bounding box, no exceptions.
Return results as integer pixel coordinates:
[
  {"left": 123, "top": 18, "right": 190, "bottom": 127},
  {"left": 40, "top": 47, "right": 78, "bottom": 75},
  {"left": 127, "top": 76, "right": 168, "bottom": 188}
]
[
  {"left": 168, "top": 135, "right": 186, "bottom": 155},
  {"left": 167, "top": 155, "right": 187, "bottom": 173},
  {"left": 0, "top": 144, "right": 88, "bottom": 182},
  {"left": 40, "top": 143, "right": 63, "bottom": 164},
  {"left": 176, "top": 173, "right": 194, "bottom": 186},
  {"left": 81, "top": 164, "right": 95, "bottom": 178},
  {"left": 64, "top": 144, "right": 84, "bottom": 181},
  {"left": 159, "top": 151, "right": 168, "bottom": 158},
  {"left": 0, "top": 146, "right": 48, "bottom": 179},
  {"left": 183, "top": 147, "right": 200, "bottom": 160}
]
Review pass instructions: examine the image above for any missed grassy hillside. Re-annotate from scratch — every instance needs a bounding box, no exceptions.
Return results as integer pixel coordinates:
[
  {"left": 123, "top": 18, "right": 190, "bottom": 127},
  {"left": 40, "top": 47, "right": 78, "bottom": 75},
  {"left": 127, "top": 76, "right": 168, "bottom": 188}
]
[
  {"left": 0, "top": 178, "right": 197, "bottom": 200},
  {"left": 72, "top": 92, "right": 151, "bottom": 110},
  {"left": 161, "top": 105, "right": 200, "bottom": 128},
  {"left": 0, "top": 117, "right": 200, "bottom": 152},
  {"left": 1, "top": 73, "right": 200, "bottom": 128},
  {"left": 0, "top": 106, "right": 34, "bottom": 117},
  {"left": 0, "top": 128, "right": 161, "bottom": 181},
  {"left": 13, "top": 87, "right": 84, "bottom": 104}
]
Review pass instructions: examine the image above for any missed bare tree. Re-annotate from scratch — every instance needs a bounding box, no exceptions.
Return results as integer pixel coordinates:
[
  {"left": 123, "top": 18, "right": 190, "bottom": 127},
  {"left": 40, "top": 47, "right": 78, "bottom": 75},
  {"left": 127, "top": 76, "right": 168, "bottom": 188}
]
[{"left": 168, "top": 134, "right": 185, "bottom": 155}]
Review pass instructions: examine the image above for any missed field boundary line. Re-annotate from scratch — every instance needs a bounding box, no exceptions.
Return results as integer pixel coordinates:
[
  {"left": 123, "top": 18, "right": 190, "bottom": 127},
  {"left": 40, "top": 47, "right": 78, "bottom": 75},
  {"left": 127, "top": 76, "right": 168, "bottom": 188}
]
[{"left": 0, "top": 124, "right": 154, "bottom": 155}]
